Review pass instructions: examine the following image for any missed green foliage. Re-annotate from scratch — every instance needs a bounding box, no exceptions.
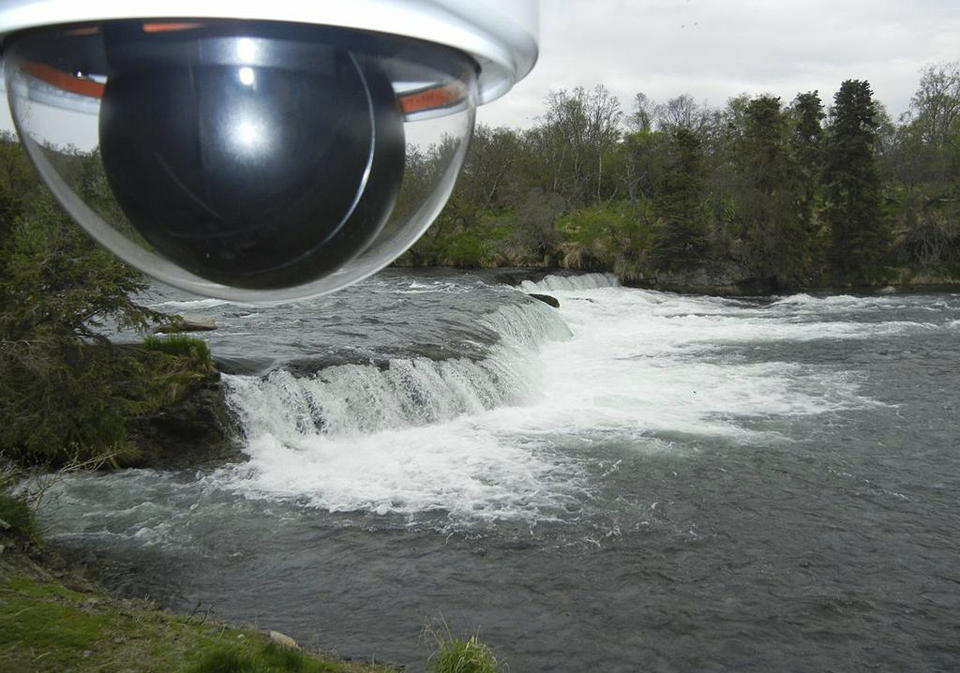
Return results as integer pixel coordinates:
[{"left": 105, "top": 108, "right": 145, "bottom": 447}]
[
  {"left": 143, "top": 334, "right": 213, "bottom": 367},
  {"left": 0, "top": 136, "right": 217, "bottom": 468},
  {"left": 0, "top": 574, "right": 394, "bottom": 673},
  {"left": 555, "top": 200, "right": 655, "bottom": 280},
  {"left": 0, "top": 138, "right": 157, "bottom": 342},
  {"left": 0, "top": 492, "right": 39, "bottom": 545},
  {"left": 400, "top": 67, "right": 960, "bottom": 290},
  {"left": 824, "top": 80, "right": 890, "bottom": 284},
  {"left": 425, "top": 627, "right": 500, "bottom": 673},
  {"left": 0, "top": 338, "right": 219, "bottom": 467},
  {"left": 0, "top": 341, "right": 133, "bottom": 465},
  {"left": 650, "top": 127, "right": 712, "bottom": 273},
  {"left": 189, "top": 642, "right": 345, "bottom": 673},
  {"left": 887, "top": 63, "right": 960, "bottom": 275}
]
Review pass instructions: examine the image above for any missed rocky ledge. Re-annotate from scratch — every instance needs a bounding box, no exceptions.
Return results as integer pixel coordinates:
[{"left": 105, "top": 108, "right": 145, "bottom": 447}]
[{"left": 125, "top": 375, "right": 243, "bottom": 470}]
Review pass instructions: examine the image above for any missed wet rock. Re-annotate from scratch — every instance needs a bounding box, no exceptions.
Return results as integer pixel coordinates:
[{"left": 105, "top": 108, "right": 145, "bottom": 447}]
[
  {"left": 528, "top": 293, "right": 560, "bottom": 308},
  {"left": 125, "top": 377, "right": 242, "bottom": 469},
  {"left": 156, "top": 312, "right": 217, "bottom": 333},
  {"left": 269, "top": 630, "right": 300, "bottom": 650}
]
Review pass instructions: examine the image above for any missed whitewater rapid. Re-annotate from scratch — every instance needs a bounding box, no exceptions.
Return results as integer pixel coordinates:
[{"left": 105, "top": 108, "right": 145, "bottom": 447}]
[{"left": 213, "top": 273, "right": 904, "bottom": 521}]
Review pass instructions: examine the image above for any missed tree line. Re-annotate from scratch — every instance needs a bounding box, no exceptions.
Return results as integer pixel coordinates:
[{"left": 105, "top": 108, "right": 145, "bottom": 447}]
[{"left": 401, "top": 64, "right": 960, "bottom": 291}]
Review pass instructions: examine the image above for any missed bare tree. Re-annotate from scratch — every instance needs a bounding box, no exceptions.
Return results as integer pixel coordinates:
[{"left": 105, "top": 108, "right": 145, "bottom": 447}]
[
  {"left": 909, "top": 62, "right": 960, "bottom": 153},
  {"left": 538, "top": 84, "right": 623, "bottom": 204},
  {"left": 628, "top": 92, "right": 655, "bottom": 132},
  {"left": 656, "top": 94, "right": 704, "bottom": 130}
]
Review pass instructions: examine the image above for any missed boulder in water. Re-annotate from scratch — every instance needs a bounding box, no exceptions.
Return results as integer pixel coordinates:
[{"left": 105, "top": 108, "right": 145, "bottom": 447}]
[
  {"left": 156, "top": 312, "right": 217, "bottom": 333},
  {"left": 269, "top": 630, "right": 300, "bottom": 650},
  {"left": 528, "top": 293, "right": 560, "bottom": 308}
]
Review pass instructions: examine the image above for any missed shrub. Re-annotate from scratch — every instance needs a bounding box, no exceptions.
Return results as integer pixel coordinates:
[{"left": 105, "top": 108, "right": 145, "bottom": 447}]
[
  {"left": 425, "top": 625, "right": 500, "bottom": 673},
  {"left": 0, "top": 339, "right": 217, "bottom": 468},
  {"left": 0, "top": 492, "right": 40, "bottom": 545},
  {"left": 142, "top": 334, "right": 213, "bottom": 368},
  {"left": 189, "top": 642, "right": 345, "bottom": 673}
]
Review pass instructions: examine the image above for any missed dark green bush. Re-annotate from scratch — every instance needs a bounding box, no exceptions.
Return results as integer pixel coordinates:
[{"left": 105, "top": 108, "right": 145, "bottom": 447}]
[{"left": 0, "top": 493, "right": 40, "bottom": 545}]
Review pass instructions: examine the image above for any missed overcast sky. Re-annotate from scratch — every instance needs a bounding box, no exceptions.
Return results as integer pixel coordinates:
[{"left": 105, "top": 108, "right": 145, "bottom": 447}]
[{"left": 477, "top": 0, "right": 960, "bottom": 130}]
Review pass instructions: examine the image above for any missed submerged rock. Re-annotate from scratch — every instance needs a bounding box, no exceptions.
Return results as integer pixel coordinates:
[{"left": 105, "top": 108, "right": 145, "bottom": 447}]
[{"left": 528, "top": 293, "right": 560, "bottom": 308}]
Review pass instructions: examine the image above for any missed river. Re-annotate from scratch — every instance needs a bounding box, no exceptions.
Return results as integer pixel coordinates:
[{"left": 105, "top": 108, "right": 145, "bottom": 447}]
[{"left": 37, "top": 270, "right": 960, "bottom": 672}]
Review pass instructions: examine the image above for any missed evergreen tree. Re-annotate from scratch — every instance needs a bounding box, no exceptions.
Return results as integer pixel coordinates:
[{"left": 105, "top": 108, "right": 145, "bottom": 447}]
[
  {"left": 733, "top": 95, "right": 803, "bottom": 286},
  {"left": 651, "top": 127, "right": 710, "bottom": 272},
  {"left": 789, "top": 91, "right": 827, "bottom": 281},
  {"left": 824, "top": 80, "right": 889, "bottom": 283}
]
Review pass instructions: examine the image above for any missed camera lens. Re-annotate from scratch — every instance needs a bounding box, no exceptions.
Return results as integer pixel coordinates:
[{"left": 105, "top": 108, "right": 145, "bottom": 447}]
[
  {"left": 4, "top": 20, "right": 477, "bottom": 301},
  {"left": 98, "top": 27, "right": 405, "bottom": 289},
  {"left": 95, "top": 24, "right": 407, "bottom": 289}
]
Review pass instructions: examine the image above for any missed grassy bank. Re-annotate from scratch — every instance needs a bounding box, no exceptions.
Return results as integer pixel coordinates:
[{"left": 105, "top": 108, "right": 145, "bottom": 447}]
[
  {"left": 1, "top": 483, "right": 395, "bottom": 673},
  {"left": 1, "top": 492, "right": 504, "bottom": 673},
  {"left": 0, "top": 551, "right": 398, "bottom": 673}
]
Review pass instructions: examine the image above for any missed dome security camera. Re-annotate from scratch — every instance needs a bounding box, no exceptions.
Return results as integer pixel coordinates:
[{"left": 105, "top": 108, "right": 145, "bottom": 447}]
[{"left": 0, "top": 1, "right": 538, "bottom": 301}]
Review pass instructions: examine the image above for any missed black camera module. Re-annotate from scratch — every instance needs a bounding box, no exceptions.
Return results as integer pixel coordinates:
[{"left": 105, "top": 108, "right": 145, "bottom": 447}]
[
  {"left": 4, "top": 18, "right": 481, "bottom": 300},
  {"left": 97, "top": 23, "right": 405, "bottom": 290}
]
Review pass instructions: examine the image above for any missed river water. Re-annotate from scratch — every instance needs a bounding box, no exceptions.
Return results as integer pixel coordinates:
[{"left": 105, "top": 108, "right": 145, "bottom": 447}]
[{"left": 37, "top": 270, "right": 960, "bottom": 672}]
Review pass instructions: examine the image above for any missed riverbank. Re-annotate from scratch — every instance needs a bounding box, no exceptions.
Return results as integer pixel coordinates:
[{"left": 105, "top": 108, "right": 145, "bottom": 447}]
[{"left": 0, "top": 542, "right": 399, "bottom": 673}]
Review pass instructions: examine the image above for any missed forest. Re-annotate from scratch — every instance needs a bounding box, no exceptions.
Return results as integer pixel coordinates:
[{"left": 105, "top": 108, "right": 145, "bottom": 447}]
[{"left": 401, "top": 63, "right": 960, "bottom": 292}]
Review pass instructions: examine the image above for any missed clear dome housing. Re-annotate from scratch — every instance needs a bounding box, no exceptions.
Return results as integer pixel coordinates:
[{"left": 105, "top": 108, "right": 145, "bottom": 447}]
[{"left": 4, "top": 19, "right": 477, "bottom": 302}]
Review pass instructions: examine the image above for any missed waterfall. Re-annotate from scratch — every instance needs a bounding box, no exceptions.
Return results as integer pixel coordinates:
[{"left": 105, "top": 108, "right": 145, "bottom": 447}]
[
  {"left": 520, "top": 272, "right": 619, "bottom": 293},
  {"left": 224, "top": 298, "right": 571, "bottom": 441}
]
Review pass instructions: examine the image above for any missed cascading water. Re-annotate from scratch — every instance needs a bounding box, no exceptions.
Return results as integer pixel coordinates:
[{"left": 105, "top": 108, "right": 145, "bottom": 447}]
[
  {"left": 520, "top": 271, "right": 620, "bottom": 292},
  {"left": 216, "top": 293, "right": 578, "bottom": 518},
  {"left": 224, "top": 298, "right": 572, "bottom": 439}
]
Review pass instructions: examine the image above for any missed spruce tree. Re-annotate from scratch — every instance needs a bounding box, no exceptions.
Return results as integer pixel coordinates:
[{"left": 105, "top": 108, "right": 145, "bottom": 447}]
[
  {"left": 651, "top": 127, "right": 710, "bottom": 273},
  {"left": 734, "top": 95, "right": 800, "bottom": 286},
  {"left": 824, "top": 80, "right": 889, "bottom": 283},
  {"left": 790, "top": 91, "right": 826, "bottom": 280}
]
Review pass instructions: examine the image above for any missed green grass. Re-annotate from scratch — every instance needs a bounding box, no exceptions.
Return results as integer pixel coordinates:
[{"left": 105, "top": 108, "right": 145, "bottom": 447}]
[
  {"left": 189, "top": 641, "right": 350, "bottom": 673},
  {"left": 141, "top": 334, "right": 213, "bottom": 366},
  {"left": 0, "top": 572, "right": 396, "bottom": 673},
  {"left": 425, "top": 625, "right": 501, "bottom": 673},
  {"left": 0, "top": 493, "right": 39, "bottom": 545},
  {"left": 0, "top": 494, "right": 500, "bottom": 673}
]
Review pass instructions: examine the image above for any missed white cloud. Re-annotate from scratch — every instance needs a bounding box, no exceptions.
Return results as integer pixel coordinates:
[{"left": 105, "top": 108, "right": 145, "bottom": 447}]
[{"left": 478, "top": 0, "right": 960, "bottom": 129}]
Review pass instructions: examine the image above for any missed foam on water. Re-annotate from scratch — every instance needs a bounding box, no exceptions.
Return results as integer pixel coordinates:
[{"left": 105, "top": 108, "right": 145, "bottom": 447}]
[
  {"left": 522, "top": 287, "right": 883, "bottom": 441},
  {"left": 770, "top": 292, "right": 960, "bottom": 317},
  {"left": 148, "top": 297, "right": 236, "bottom": 310},
  {"left": 224, "top": 420, "right": 584, "bottom": 520}
]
